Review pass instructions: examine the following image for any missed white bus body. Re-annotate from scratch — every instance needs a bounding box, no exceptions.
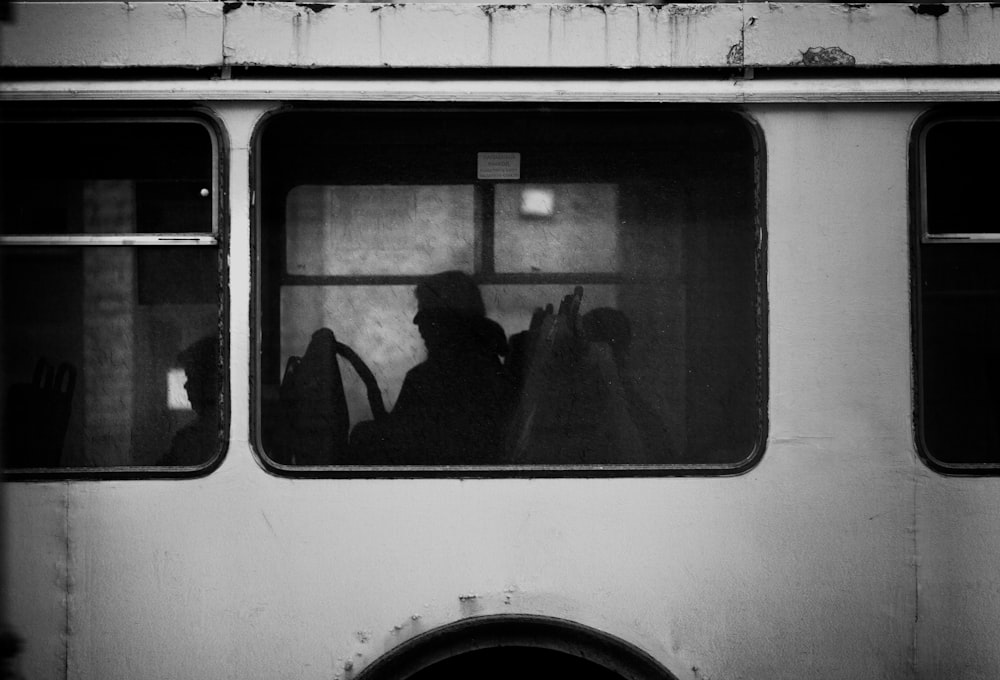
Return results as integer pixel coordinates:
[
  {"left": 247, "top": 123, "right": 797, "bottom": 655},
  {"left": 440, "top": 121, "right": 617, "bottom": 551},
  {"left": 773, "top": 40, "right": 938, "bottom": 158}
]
[{"left": 3, "top": 4, "right": 1000, "bottom": 679}]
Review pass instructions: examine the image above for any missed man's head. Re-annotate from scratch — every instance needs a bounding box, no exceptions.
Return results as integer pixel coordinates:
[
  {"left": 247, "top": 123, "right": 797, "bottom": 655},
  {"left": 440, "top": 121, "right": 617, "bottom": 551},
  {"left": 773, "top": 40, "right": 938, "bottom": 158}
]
[
  {"left": 413, "top": 271, "right": 487, "bottom": 355},
  {"left": 178, "top": 336, "right": 219, "bottom": 417},
  {"left": 582, "top": 307, "right": 632, "bottom": 369},
  {"left": 414, "top": 270, "right": 485, "bottom": 318}
]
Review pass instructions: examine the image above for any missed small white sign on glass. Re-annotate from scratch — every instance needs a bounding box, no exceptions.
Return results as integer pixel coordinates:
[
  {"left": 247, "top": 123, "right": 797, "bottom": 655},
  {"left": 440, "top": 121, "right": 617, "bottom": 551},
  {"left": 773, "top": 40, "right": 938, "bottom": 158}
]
[{"left": 477, "top": 152, "right": 521, "bottom": 180}]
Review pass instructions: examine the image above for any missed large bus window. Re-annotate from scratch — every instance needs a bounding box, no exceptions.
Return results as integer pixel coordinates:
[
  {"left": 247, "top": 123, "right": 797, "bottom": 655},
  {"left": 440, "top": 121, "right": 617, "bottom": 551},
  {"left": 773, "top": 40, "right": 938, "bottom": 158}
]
[
  {"left": 0, "top": 115, "right": 224, "bottom": 472},
  {"left": 258, "top": 108, "right": 764, "bottom": 472},
  {"left": 915, "top": 115, "right": 1000, "bottom": 471}
]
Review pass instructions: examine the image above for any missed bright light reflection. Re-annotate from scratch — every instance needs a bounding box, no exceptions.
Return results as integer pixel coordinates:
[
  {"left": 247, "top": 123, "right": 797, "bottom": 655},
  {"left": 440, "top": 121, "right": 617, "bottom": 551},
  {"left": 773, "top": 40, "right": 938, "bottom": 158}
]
[
  {"left": 167, "top": 368, "right": 192, "bottom": 411},
  {"left": 520, "top": 187, "right": 555, "bottom": 217}
]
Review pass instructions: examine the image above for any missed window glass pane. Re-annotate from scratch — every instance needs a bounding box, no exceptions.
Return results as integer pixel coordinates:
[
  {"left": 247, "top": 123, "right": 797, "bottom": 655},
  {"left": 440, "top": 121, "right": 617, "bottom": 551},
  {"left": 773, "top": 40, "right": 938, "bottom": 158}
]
[
  {"left": 260, "top": 109, "right": 761, "bottom": 469},
  {"left": 286, "top": 185, "right": 474, "bottom": 275},
  {"left": 0, "top": 116, "right": 222, "bottom": 471},
  {"left": 0, "top": 121, "right": 214, "bottom": 236},
  {"left": 924, "top": 121, "right": 1000, "bottom": 238},
  {"left": 495, "top": 184, "right": 620, "bottom": 273},
  {"left": 918, "top": 117, "right": 1000, "bottom": 469},
  {"left": 1, "top": 247, "right": 220, "bottom": 468}
]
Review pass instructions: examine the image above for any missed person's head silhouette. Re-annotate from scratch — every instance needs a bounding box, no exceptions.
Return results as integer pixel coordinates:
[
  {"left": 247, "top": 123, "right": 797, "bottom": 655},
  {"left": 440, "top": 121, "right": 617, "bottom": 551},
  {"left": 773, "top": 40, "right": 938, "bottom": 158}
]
[
  {"left": 178, "top": 336, "right": 219, "bottom": 419},
  {"left": 414, "top": 270, "right": 485, "bottom": 315},
  {"left": 412, "top": 271, "right": 494, "bottom": 357},
  {"left": 582, "top": 307, "right": 632, "bottom": 370}
]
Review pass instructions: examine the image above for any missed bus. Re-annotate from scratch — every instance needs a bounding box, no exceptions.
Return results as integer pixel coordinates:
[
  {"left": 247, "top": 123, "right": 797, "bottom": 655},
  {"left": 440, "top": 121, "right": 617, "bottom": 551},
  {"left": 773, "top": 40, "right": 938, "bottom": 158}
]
[{"left": 1, "top": 2, "right": 999, "bottom": 678}]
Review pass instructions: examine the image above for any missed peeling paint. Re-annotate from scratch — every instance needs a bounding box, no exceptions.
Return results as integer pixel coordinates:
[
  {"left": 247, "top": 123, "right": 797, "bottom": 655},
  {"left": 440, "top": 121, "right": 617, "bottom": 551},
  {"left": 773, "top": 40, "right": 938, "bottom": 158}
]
[
  {"left": 503, "top": 586, "right": 517, "bottom": 605},
  {"left": 794, "top": 46, "right": 856, "bottom": 67},
  {"left": 726, "top": 42, "right": 743, "bottom": 66},
  {"left": 222, "top": 1, "right": 243, "bottom": 15},
  {"left": 298, "top": 3, "right": 335, "bottom": 13},
  {"left": 458, "top": 593, "right": 483, "bottom": 617},
  {"left": 164, "top": 2, "right": 188, "bottom": 22},
  {"left": 910, "top": 4, "right": 950, "bottom": 17},
  {"left": 691, "top": 664, "right": 713, "bottom": 680},
  {"left": 663, "top": 4, "right": 715, "bottom": 18},
  {"left": 481, "top": 5, "right": 517, "bottom": 17}
]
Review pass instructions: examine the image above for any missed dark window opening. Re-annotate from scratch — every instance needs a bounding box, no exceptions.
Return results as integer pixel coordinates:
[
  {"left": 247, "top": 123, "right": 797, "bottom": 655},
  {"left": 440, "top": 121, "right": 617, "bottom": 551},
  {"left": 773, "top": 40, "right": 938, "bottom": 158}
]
[
  {"left": 352, "top": 615, "right": 677, "bottom": 680},
  {"left": 258, "top": 107, "right": 764, "bottom": 472},
  {"left": 915, "top": 116, "right": 1000, "bottom": 470},
  {"left": 0, "top": 116, "right": 224, "bottom": 472}
]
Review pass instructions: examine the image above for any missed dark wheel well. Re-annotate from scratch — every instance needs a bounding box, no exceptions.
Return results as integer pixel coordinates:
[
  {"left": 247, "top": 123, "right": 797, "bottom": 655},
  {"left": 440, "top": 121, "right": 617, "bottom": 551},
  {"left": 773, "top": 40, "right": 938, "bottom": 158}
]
[{"left": 353, "top": 615, "right": 678, "bottom": 680}]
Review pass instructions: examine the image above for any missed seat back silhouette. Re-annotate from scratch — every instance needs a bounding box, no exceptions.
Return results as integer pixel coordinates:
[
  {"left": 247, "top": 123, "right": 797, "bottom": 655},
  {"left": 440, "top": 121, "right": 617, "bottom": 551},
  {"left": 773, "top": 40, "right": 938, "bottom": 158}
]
[
  {"left": 274, "top": 328, "right": 385, "bottom": 465},
  {"left": 3, "top": 358, "right": 76, "bottom": 468}
]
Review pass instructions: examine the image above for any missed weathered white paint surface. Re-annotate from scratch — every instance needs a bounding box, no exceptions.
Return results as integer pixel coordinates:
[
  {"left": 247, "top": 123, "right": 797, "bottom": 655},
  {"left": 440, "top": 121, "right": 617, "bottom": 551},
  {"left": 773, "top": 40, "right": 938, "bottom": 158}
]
[
  {"left": 3, "top": 3, "right": 1000, "bottom": 69},
  {"left": 916, "top": 473, "right": 1000, "bottom": 676},
  {"left": 4, "top": 98, "right": 998, "bottom": 680},
  {"left": 745, "top": 3, "right": 1000, "bottom": 67},
  {"left": 3, "top": 3, "right": 1000, "bottom": 678},
  {"left": 0, "top": 2, "right": 225, "bottom": 67}
]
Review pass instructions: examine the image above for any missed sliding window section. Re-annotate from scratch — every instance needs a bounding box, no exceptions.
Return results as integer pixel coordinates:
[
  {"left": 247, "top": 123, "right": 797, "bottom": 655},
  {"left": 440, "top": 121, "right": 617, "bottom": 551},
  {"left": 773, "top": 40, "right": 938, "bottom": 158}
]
[
  {"left": 0, "top": 113, "right": 225, "bottom": 474},
  {"left": 915, "top": 113, "right": 1000, "bottom": 472}
]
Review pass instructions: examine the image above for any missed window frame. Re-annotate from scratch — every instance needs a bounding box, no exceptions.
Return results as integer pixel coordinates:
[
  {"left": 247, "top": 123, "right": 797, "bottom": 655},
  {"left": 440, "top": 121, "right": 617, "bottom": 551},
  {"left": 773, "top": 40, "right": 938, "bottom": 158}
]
[
  {"left": 0, "top": 106, "right": 229, "bottom": 480},
  {"left": 911, "top": 106, "right": 1000, "bottom": 475},
  {"left": 252, "top": 103, "right": 769, "bottom": 478}
]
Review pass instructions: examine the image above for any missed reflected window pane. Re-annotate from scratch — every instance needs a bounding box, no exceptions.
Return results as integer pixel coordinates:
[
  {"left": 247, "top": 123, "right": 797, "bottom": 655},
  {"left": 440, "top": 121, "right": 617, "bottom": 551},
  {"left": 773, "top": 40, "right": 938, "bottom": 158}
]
[
  {"left": 495, "top": 184, "right": 620, "bottom": 273},
  {"left": 286, "top": 185, "right": 474, "bottom": 275}
]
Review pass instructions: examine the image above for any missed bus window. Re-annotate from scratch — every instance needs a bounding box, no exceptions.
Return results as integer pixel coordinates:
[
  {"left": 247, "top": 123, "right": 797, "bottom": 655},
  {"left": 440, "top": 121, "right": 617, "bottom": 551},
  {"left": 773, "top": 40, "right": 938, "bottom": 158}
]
[
  {"left": 915, "top": 115, "right": 1000, "bottom": 471},
  {"left": 0, "top": 115, "right": 225, "bottom": 472},
  {"left": 258, "top": 108, "right": 764, "bottom": 472}
]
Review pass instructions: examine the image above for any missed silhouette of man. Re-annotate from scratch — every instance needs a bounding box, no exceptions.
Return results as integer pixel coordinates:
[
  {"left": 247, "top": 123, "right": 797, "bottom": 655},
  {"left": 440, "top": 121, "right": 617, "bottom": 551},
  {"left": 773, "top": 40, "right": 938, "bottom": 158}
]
[
  {"left": 160, "top": 336, "right": 219, "bottom": 466},
  {"left": 351, "top": 271, "right": 515, "bottom": 465}
]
